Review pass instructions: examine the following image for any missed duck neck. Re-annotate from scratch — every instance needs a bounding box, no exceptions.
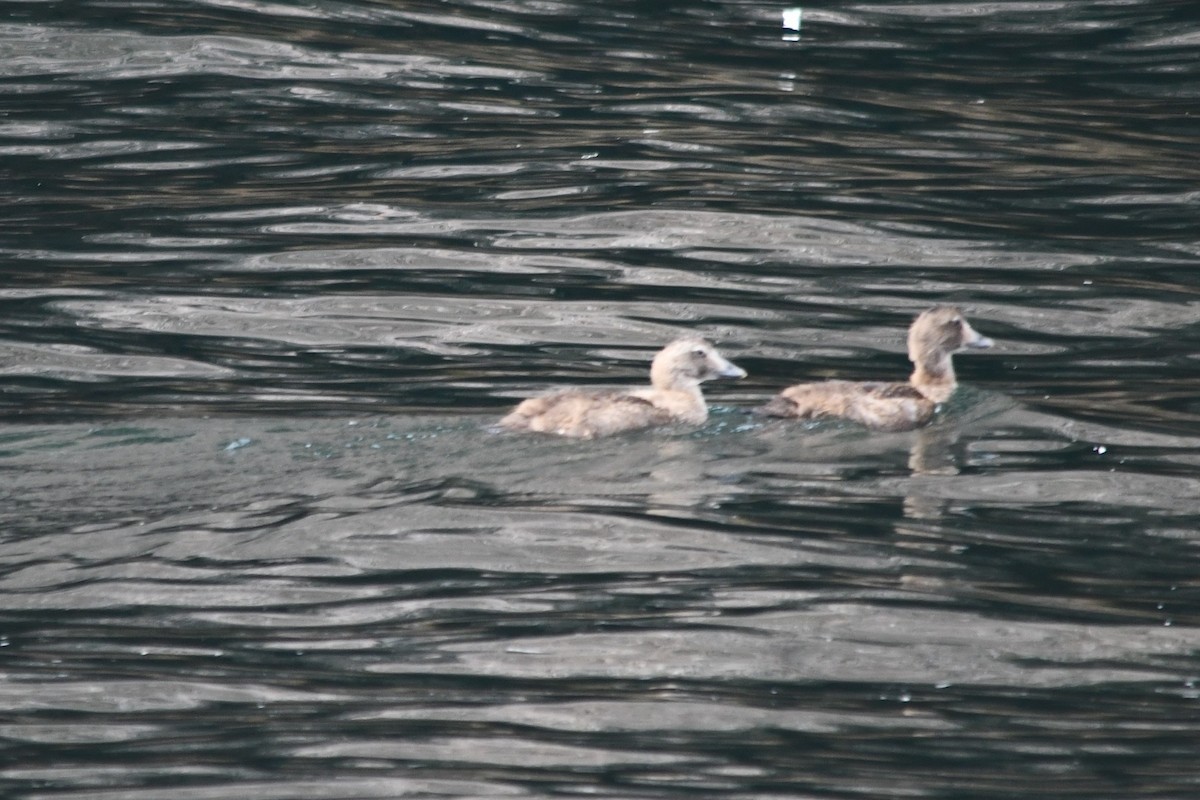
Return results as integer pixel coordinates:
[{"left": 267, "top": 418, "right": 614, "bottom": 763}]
[
  {"left": 910, "top": 354, "right": 957, "bottom": 404},
  {"left": 647, "top": 381, "right": 707, "bottom": 422}
]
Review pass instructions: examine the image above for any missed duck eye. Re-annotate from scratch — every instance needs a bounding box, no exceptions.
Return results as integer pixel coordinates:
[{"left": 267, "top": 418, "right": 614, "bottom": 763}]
[{"left": 691, "top": 348, "right": 707, "bottom": 358}]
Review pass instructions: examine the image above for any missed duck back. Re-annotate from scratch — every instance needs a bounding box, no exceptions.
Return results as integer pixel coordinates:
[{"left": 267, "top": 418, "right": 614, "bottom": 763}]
[
  {"left": 759, "top": 380, "right": 935, "bottom": 432},
  {"left": 499, "top": 391, "right": 673, "bottom": 438}
]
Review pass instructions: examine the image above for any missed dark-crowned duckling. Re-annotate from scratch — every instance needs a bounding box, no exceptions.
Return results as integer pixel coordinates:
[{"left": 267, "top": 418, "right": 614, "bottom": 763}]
[
  {"left": 758, "top": 306, "right": 992, "bottom": 431},
  {"left": 499, "top": 337, "right": 747, "bottom": 438}
]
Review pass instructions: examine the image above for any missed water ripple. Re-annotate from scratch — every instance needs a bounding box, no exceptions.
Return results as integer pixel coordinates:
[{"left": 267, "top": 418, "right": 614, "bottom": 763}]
[{"left": 3, "top": 0, "right": 1200, "bottom": 797}]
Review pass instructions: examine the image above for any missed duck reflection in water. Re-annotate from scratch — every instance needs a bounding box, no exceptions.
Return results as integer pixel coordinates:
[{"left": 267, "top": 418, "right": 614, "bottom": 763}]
[
  {"left": 758, "top": 306, "right": 993, "bottom": 431},
  {"left": 499, "top": 337, "right": 747, "bottom": 438}
]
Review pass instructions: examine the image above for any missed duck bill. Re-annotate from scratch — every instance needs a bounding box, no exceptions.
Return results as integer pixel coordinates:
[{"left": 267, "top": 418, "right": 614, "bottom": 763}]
[
  {"left": 963, "top": 323, "right": 993, "bottom": 350},
  {"left": 715, "top": 358, "right": 748, "bottom": 380}
]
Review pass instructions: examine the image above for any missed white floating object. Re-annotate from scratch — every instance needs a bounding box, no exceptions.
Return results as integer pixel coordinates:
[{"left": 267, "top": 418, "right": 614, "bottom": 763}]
[{"left": 782, "top": 8, "right": 802, "bottom": 41}]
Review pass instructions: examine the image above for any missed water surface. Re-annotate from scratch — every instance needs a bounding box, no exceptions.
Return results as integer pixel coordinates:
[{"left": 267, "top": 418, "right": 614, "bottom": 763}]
[{"left": 2, "top": 1, "right": 1199, "bottom": 797}]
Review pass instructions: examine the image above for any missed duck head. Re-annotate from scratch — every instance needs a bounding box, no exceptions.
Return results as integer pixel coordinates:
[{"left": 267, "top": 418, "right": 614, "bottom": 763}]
[
  {"left": 908, "top": 306, "right": 992, "bottom": 365},
  {"left": 907, "top": 306, "right": 992, "bottom": 401},
  {"left": 650, "top": 337, "right": 747, "bottom": 391}
]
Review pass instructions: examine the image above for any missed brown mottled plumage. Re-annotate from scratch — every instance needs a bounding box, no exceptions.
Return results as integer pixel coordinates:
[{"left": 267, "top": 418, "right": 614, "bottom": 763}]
[
  {"left": 499, "top": 337, "right": 746, "bottom": 438},
  {"left": 758, "top": 306, "right": 993, "bottom": 431}
]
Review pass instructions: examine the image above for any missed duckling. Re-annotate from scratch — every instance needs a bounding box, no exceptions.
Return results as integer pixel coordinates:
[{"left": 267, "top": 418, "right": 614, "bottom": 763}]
[
  {"left": 758, "top": 306, "right": 992, "bottom": 431},
  {"left": 499, "top": 337, "right": 747, "bottom": 438}
]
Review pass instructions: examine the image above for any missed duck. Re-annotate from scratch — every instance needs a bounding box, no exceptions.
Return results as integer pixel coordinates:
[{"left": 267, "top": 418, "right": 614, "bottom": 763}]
[
  {"left": 498, "top": 336, "right": 747, "bottom": 438},
  {"left": 757, "top": 306, "right": 993, "bottom": 431}
]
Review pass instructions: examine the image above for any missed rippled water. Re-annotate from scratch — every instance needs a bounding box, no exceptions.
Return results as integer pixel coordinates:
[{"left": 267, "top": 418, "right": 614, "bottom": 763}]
[{"left": 2, "top": 1, "right": 1199, "bottom": 797}]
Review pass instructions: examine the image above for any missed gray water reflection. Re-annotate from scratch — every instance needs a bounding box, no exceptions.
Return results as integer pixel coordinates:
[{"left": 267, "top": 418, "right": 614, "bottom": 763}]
[
  {"left": 12, "top": 207, "right": 1196, "bottom": 432},
  {"left": 3, "top": 410, "right": 1200, "bottom": 798},
  {"left": 3, "top": 0, "right": 1200, "bottom": 797}
]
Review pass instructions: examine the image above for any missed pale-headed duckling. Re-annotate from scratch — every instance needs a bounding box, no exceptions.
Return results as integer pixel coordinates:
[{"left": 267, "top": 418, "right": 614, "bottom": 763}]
[
  {"left": 758, "top": 306, "right": 993, "bottom": 431},
  {"left": 499, "top": 337, "right": 747, "bottom": 438}
]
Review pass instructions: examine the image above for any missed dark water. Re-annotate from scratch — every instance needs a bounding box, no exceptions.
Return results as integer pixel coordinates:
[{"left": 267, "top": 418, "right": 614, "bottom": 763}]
[{"left": 2, "top": 1, "right": 1200, "bottom": 797}]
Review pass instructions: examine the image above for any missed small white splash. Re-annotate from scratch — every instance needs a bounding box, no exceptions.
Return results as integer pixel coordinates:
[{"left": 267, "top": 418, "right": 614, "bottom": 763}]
[
  {"left": 1094, "top": 445, "right": 1107, "bottom": 455},
  {"left": 224, "top": 438, "right": 252, "bottom": 451},
  {"left": 782, "top": 8, "right": 802, "bottom": 41}
]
